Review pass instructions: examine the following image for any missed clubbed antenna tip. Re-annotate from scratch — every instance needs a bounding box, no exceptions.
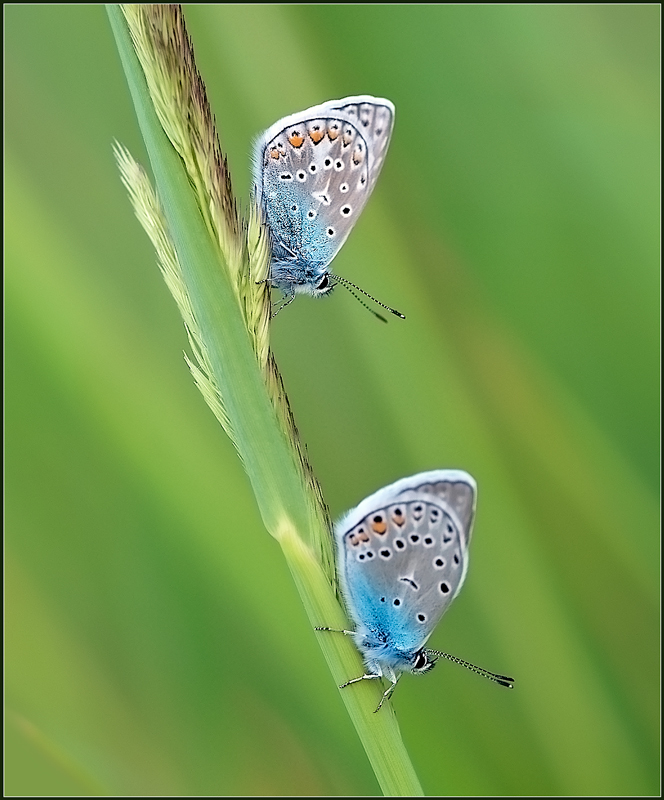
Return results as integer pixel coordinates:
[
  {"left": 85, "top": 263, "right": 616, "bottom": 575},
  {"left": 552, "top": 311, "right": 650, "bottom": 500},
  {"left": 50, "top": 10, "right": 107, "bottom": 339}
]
[
  {"left": 426, "top": 650, "right": 515, "bottom": 688},
  {"left": 330, "top": 273, "right": 405, "bottom": 321}
]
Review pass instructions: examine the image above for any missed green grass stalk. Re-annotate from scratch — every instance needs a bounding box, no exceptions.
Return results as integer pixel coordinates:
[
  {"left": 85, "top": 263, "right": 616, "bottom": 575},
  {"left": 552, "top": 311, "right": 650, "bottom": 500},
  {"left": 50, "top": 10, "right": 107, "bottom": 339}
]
[{"left": 107, "top": 4, "right": 423, "bottom": 794}]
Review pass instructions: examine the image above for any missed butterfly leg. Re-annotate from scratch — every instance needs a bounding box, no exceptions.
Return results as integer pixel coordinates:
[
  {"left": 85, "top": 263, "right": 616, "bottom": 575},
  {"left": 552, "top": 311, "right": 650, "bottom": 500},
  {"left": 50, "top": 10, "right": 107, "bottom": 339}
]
[
  {"left": 270, "top": 291, "right": 295, "bottom": 319},
  {"left": 374, "top": 677, "right": 399, "bottom": 713},
  {"left": 314, "top": 626, "right": 355, "bottom": 635},
  {"left": 315, "top": 628, "right": 397, "bottom": 712},
  {"left": 339, "top": 673, "right": 381, "bottom": 690},
  {"left": 252, "top": 275, "right": 295, "bottom": 319},
  {"left": 337, "top": 673, "right": 399, "bottom": 713}
]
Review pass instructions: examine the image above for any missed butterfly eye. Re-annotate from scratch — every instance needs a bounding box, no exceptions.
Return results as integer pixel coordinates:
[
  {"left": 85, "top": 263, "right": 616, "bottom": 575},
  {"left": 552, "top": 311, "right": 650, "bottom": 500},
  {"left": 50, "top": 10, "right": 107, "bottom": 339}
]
[
  {"left": 414, "top": 651, "right": 428, "bottom": 669},
  {"left": 316, "top": 275, "right": 329, "bottom": 290}
]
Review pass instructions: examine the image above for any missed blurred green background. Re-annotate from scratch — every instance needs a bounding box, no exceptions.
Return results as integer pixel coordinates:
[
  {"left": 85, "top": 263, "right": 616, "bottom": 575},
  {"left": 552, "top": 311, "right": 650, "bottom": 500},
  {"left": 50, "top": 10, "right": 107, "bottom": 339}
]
[{"left": 5, "top": 4, "right": 659, "bottom": 796}]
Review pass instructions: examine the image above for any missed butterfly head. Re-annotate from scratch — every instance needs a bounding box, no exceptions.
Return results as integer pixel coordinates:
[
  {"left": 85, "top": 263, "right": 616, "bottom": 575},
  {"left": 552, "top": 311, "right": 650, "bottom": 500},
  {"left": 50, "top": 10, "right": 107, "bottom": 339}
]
[{"left": 268, "top": 257, "right": 335, "bottom": 300}]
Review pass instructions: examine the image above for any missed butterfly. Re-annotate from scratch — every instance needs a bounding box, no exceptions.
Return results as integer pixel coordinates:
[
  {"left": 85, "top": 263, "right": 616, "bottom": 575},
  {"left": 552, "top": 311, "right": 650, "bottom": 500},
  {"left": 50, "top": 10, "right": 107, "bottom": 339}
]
[
  {"left": 317, "top": 470, "right": 514, "bottom": 711},
  {"left": 253, "top": 95, "right": 404, "bottom": 320}
]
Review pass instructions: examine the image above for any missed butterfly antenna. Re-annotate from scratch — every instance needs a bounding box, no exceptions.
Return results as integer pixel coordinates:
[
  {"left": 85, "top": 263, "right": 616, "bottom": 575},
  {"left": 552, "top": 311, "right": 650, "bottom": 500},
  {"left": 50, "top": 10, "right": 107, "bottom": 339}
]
[
  {"left": 334, "top": 282, "right": 388, "bottom": 323},
  {"left": 330, "top": 273, "right": 405, "bottom": 320},
  {"left": 426, "top": 650, "right": 515, "bottom": 689}
]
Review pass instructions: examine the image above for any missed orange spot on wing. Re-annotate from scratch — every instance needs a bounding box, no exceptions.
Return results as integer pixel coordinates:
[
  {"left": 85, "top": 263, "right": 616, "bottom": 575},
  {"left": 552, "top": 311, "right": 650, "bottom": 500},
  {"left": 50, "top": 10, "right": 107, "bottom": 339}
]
[
  {"left": 288, "top": 132, "right": 304, "bottom": 148},
  {"left": 309, "top": 128, "right": 324, "bottom": 143},
  {"left": 270, "top": 148, "right": 280, "bottom": 159},
  {"left": 327, "top": 125, "right": 339, "bottom": 140},
  {"left": 371, "top": 520, "right": 387, "bottom": 535}
]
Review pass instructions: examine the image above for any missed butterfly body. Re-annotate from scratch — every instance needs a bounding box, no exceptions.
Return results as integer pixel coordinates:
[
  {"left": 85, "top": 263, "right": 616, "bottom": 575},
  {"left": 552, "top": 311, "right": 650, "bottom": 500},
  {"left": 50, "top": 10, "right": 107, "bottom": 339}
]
[
  {"left": 253, "top": 96, "right": 395, "bottom": 303},
  {"left": 330, "top": 470, "right": 478, "bottom": 706}
]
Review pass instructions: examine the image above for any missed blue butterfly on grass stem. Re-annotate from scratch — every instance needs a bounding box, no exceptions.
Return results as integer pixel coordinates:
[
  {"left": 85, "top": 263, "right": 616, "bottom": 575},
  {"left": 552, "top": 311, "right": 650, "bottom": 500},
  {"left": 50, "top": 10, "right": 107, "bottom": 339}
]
[
  {"left": 318, "top": 471, "right": 514, "bottom": 712},
  {"left": 253, "top": 96, "right": 405, "bottom": 321}
]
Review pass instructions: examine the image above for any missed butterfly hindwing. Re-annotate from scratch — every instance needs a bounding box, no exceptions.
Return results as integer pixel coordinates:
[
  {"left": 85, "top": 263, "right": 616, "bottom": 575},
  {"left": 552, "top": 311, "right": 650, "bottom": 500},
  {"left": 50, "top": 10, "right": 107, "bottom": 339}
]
[{"left": 339, "top": 496, "right": 467, "bottom": 653}]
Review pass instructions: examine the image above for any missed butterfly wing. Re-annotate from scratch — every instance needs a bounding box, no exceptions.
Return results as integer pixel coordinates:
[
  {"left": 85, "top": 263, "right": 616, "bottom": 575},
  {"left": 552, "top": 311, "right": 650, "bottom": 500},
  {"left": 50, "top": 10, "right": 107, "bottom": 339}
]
[
  {"left": 336, "top": 471, "right": 476, "bottom": 655},
  {"left": 325, "top": 96, "right": 394, "bottom": 201},
  {"left": 253, "top": 96, "right": 394, "bottom": 285}
]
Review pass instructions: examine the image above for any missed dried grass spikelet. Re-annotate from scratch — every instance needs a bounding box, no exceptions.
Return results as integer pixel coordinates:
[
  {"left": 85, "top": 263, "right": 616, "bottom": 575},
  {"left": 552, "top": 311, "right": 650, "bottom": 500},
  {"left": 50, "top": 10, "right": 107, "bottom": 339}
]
[{"left": 117, "top": 4, "right": 329, "bottom": 549}]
